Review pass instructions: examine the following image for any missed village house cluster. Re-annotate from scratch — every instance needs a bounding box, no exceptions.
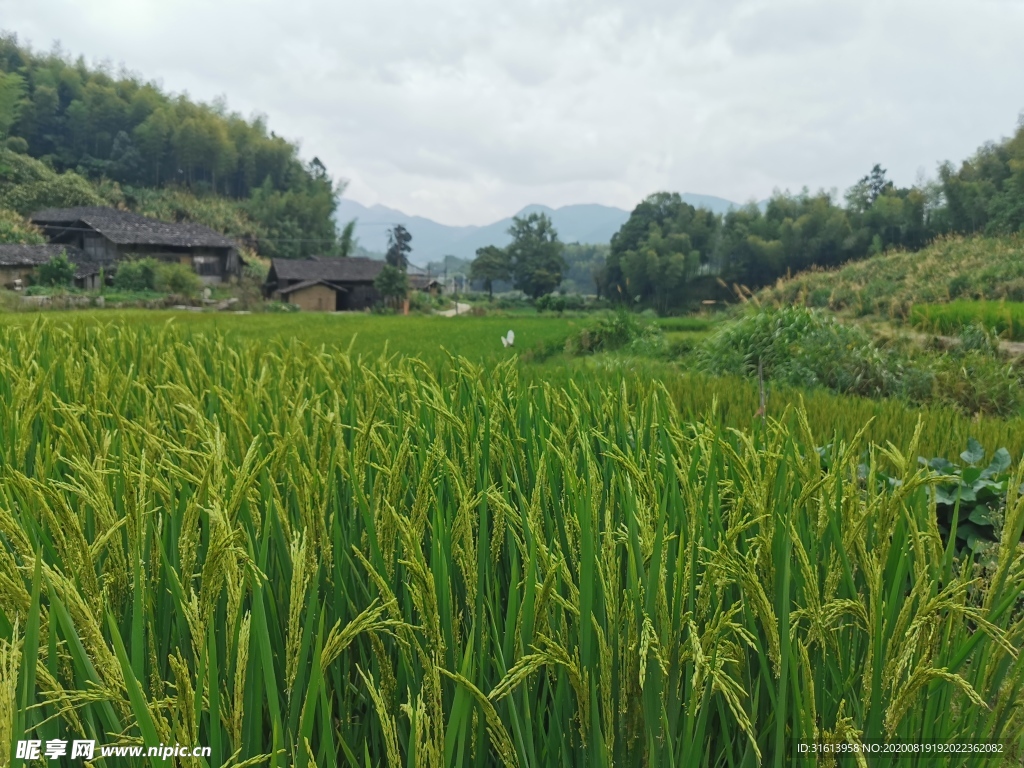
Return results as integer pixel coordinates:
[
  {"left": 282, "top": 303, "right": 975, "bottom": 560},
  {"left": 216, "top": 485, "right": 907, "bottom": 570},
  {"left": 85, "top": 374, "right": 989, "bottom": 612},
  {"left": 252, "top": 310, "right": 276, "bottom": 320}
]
[{"left": 0, "top": 206, "right": 439, "bottom": 310}]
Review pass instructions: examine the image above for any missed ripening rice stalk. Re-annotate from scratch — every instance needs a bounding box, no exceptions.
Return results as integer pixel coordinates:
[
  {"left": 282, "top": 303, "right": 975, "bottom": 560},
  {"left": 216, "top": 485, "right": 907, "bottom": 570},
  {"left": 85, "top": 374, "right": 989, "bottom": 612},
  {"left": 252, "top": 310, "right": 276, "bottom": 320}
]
[{"left": 0, "top": 317, "right": 1021, "bottom": 768}]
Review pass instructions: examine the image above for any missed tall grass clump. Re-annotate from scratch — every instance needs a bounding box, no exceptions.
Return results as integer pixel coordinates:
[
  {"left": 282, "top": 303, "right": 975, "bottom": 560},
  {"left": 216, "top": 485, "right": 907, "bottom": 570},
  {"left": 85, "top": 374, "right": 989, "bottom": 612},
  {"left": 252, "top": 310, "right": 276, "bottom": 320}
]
[
  {"left": 563, "top": 309, "right": 667, "bottom": 356},
  {"left": 696, "top": 306, "right": 935, "bottom": 402},
  {"left": 0, "top": 319, "right": 1022, "bottom": 767},
  {"left": 697, "top": 306, "right": 1024, "bottom": 418},
  {"left": 912, "top": 301, "right": 1024, "bottom": 342}
]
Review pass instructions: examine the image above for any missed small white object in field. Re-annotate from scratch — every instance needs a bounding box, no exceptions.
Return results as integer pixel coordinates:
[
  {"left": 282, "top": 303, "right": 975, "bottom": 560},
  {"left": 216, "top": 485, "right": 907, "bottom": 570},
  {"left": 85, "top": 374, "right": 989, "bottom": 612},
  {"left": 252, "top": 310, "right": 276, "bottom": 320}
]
[{"left": 501, "top": 330, "right": 515, "bottom": 348}]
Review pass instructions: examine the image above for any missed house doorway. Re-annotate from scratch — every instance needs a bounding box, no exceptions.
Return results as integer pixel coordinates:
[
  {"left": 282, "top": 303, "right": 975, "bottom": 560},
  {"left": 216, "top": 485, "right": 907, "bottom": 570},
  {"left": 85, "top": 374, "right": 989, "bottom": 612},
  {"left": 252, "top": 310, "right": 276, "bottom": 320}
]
[{"left": 335, "top": 289, "right": 349, "bottom": 311}]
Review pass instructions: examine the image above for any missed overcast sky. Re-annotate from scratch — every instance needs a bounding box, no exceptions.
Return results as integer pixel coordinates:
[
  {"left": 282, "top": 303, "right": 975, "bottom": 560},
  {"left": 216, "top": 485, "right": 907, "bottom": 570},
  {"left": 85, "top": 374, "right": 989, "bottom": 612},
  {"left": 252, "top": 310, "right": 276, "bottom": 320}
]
[{"left": 3, "top": 0, "right": 1023, "bottom": 225}]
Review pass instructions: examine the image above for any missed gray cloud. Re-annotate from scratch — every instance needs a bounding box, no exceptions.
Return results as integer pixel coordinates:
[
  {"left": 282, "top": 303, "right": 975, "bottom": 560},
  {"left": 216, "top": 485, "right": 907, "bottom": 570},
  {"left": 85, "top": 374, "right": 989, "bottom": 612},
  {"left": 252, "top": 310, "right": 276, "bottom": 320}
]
[{"left": 3, "top": 0, "right": 1023, "bottom": 224}]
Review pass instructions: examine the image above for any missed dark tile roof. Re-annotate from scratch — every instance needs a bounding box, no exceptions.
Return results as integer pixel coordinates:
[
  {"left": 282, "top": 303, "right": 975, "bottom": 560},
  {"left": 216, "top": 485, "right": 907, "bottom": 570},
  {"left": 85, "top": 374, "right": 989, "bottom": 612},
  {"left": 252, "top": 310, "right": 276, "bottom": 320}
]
[
  {"left": 0, "top": 243, "right": 88, "bottom": 267},
  {"left": 278, "top": 279, "right": 350, "bottom": 296},
  {"left": 270, "top": 257, "right": 385, "bottom": 284},
  {"left": 0, "top": 244, "right": 109, "bottom": 280},
  {"left": 30, "top": 207, "right": 237, "bottom": 249}
]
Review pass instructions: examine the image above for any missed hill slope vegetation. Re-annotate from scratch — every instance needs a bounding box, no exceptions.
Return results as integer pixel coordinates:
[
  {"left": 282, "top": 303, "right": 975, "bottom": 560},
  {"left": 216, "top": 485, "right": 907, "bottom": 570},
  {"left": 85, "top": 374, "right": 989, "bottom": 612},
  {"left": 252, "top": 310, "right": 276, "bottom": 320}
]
[{"left": 758, "top": 234, "right": 1024, "bottom": 318}]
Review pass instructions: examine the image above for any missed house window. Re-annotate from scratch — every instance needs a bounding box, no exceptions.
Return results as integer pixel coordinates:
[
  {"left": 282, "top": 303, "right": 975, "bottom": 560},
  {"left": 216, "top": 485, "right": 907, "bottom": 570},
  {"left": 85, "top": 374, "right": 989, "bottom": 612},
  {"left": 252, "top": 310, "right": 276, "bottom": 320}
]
[{"left": 193, "top": 256, "right": 222, "bottom": 276}]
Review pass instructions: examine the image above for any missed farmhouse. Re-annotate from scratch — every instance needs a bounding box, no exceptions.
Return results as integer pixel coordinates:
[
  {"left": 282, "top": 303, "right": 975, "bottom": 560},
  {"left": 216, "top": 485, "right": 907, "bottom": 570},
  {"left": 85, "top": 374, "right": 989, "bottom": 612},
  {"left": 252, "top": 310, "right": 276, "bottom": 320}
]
[
  {"left": 264, "top": 258, "right": 445, "bottom": 311},
  {"left": 0, "top": 243, "right": 109, "bottom": 290},
  {"left": 30, "top": 206, "right": 242, "bottom": 284},
  {"left": 265, "top": 257, "right": 385, "bottom": 311}
]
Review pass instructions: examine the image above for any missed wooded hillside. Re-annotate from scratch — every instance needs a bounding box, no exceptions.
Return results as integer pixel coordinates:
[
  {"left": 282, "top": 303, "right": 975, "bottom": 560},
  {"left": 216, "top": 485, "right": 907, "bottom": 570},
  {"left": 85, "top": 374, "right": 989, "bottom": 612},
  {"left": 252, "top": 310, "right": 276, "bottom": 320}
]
[{"left": 0, "top": 33, "right": 341, "bottom": 258}]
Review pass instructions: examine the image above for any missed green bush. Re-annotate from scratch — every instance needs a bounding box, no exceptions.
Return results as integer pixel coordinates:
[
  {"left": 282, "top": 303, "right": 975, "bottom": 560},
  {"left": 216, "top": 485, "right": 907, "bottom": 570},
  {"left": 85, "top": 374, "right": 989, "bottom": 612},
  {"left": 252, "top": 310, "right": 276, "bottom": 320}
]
[
  {"left": 35, "top": 252, "right": 76, "bottom": 287},
  {"left": 957, "top": 322, "right": 1001, "bottom": 355},
  {"left": 112, "top": 258, "right": 159, "bottom": 292},
  {"left": 0, "top": 148, "right": 105, "bottom": 214},
  {"left": 4, "top": 136, "right": 28, "bottom": 154},
  {"left": 154, "top": 262, "right": 202, "bottom": 297},
  {"left": 564, "top": 310, "right": 667, "bottom": 356},
  {"left": 374, "top": 264, "right": 409, "bottom": 307},
  {"left": 242, "top": 259, "right": 269, "bottom": 283},
  {"left": 934, "top": 350, "right": 1023, "bottom": 418},
  {"left": 0, "top": 207, "right": 44, "bottom": 244},
  {"left": 405, "top": 291, "right": 449, "bottom": 314},
  {"left": 948, "top": 274, "right": 971, "bottom": 299},
  {"left": 698, "top": 306, "right": 1024, "bottom": 417},
  {"left": 808, "top": 287, "right": 832, "bottom": 307},
  {"left": 696, "top": 306, "right": 935, "bottom": 401}
]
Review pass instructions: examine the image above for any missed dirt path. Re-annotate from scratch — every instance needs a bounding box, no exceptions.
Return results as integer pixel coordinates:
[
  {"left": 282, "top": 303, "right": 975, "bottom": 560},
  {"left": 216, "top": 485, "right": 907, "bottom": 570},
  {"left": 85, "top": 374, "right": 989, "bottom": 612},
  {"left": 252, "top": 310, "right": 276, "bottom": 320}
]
[{"left": 435, "top": 302, "right": 472, "bottom": 317}]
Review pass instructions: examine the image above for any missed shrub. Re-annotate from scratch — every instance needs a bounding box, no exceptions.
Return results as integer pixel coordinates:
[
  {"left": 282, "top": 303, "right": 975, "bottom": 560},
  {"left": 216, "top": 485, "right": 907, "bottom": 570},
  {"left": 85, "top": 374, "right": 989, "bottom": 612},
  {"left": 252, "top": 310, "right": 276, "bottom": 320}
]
[
  {"left": 408, "top": 290, "right": 437, "bottom": 314},
  {"left": 4, "top": 136, "right": 28, "bottom": 154},
  {"left": 0, "top": 149, "right": 105, "bottom": 214},
  {"left": 0, "top": 207, "right": 45, "bottom": 244},
  {"left": 263, "top": 300, "right": 299, "bottom": 313},
  {"left": 957, "top": 322, "right": 1001, "bottom": 355},
  {"left": 154, "top": 262, "right": 202, "bottom": 297},
  {"left": 374, "top": 264, "right": 409, "bottom": 307},
  {"left": 35, "top": 252, "right": 76, "bottom": 287},
  {"left": 696, "top": 306, "right": 935, "bottom": 401},
  {"left": 934, "top": 351, "right": 1023, "bottom": 418},
  {"left": 112, "top": 258, "right": 159, "bottom": 292},
  {"left": 808, "top": 287, "right": 832, "bottom": 307},
  {"left": 948, "top": 274, "right": 972, "bottom": 299},
  {"left": 564, "top": 310, "right": 667, "bottom": 356}
]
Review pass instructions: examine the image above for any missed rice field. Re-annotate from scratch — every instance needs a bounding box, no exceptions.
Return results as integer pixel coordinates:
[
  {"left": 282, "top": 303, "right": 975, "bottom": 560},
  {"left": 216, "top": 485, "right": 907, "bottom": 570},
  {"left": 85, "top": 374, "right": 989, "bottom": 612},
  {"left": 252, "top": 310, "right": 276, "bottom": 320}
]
[
  {"left": 2, "top": 319, "right": 1023, "bottom": 767},
  {"left": 0, "top": 310, "right": 580, "bottom": 365},
  {"left": 911, "top": 301, "right": 1024, "bottom": 342}
]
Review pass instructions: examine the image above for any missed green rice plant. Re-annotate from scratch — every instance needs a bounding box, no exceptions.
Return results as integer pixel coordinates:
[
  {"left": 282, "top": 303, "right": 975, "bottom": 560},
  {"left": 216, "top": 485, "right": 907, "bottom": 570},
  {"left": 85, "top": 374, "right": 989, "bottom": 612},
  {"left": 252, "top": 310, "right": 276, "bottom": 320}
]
[
  {"left": 911, "top": 301, "right": 1024, "bottom": 342},
  {"left": 654, "top": 317, "right": 714, "bottom": 333},
  {"left": 0, "top": 319, "right": 1021, "bottom": 768}
]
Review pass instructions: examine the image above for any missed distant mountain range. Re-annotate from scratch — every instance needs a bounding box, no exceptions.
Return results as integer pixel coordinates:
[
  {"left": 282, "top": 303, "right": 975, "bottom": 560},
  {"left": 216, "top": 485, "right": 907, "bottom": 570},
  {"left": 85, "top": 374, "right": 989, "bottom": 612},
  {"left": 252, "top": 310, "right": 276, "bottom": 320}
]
[{"left": 336, "top": 193, "right": 743, "bottom": 263}]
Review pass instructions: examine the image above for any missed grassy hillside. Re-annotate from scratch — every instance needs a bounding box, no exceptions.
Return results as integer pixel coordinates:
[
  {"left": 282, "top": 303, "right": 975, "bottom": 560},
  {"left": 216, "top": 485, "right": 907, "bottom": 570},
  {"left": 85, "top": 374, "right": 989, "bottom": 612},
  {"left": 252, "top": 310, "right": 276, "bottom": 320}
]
[{"left": 759, "top": 234, "right": 1024, "bottom": 318}]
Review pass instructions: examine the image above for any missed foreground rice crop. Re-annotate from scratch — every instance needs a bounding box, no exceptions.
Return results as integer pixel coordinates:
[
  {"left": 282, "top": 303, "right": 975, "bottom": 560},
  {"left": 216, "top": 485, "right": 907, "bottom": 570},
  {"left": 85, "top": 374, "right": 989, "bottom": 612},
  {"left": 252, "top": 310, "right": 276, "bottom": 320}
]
[{"left": 1, "top": 320, "right": 1022, "bottom": 767}]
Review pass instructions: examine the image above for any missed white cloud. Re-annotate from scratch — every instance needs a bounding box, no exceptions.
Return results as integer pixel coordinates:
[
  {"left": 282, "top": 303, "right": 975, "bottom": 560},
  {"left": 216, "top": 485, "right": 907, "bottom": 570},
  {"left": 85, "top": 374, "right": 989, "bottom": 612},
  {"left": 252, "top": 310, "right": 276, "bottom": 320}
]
[{"left": 3, "top": 0, "right": 1023, "bottom": 224}]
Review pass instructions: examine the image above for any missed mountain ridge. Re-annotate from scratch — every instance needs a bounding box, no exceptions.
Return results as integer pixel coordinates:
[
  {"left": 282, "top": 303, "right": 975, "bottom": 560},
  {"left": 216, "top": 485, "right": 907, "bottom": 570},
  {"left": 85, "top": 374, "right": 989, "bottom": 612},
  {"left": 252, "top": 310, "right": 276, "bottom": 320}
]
[{"left": 337, "top": 194, "right": 743, "bottom": 262}]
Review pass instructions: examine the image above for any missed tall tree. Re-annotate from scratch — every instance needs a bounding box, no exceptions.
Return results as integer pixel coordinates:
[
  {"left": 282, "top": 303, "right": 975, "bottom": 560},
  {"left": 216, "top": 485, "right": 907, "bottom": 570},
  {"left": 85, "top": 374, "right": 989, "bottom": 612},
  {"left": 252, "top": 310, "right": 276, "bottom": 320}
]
[
  {"left": 338, "top": 219, "right": 356, "bottom": 258},
  {"left": 505, "top": 213, "right": 565, "bottom": 299},
  {"left": 385, "top": 224, "right": 412, "bottom": 270},
  {"left": 375, "top": 264, "right": 409, "bottom": 308},
  {"left": 606, "top": 192, "right": 719, "bottom": 308},
  {"left": 0, "top": 70, "right": 25, "bottom": 139},
  {"left": 469, "top": 245, "right": 510, "bottom": 298}
]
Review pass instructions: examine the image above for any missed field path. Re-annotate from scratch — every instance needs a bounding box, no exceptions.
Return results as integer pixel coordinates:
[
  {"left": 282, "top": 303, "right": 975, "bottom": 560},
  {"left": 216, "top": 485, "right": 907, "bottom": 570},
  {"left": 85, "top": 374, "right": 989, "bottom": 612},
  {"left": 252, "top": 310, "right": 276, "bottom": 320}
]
[{"left": 435, "top": 302, "right": 472, "bottom": 317}]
